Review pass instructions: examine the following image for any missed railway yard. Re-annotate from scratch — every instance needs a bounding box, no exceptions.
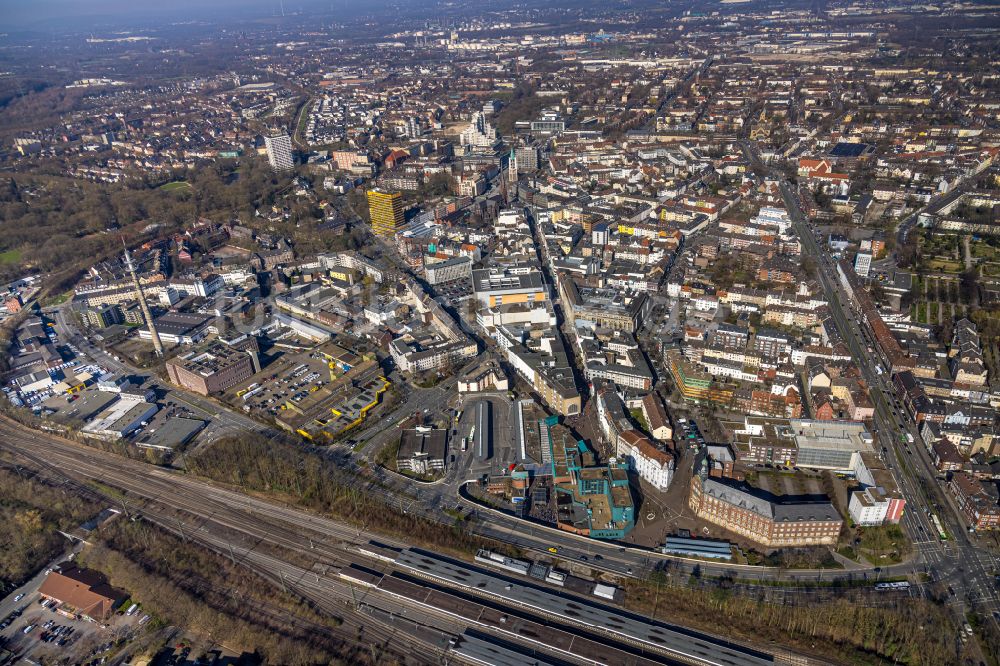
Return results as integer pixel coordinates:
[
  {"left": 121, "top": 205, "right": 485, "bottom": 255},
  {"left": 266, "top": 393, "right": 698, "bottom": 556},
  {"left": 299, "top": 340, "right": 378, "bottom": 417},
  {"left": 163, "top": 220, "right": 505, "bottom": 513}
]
[{"left": 0, "top": 416, "right": 796, "bottom": 666}]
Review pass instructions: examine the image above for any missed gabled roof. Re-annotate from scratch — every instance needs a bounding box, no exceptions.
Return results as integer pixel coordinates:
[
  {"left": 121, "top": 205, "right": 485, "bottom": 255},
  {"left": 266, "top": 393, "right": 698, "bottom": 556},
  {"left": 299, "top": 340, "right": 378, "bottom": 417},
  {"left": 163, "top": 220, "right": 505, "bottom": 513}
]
[{"left": 38, "top": 565, "right": 125, "bottom": 620}]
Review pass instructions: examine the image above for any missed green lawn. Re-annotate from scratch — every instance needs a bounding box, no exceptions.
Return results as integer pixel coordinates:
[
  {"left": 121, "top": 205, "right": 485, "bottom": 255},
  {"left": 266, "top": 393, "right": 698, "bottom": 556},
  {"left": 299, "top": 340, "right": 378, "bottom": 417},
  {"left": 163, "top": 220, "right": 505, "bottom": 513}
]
[
  {"left": 41, "top": 289, "right": 73, "bottom": 307},
  {"left": 924, "top": 259, "right": 962, "bottom": 273},
  {"left": 971, "top": 243, "right": 998, "bottom": 260},
  {"left": 0, "top": 248, "right": 22, "bottom": 264},
  {"left": 857, "top": 524, "right": 911, "bottom": 565},
  {"left": 630, "top": 408, "right": 649, "bottom": 432},
  {"left": 158, "top": 181, "right": 191, "bottom": 192}
]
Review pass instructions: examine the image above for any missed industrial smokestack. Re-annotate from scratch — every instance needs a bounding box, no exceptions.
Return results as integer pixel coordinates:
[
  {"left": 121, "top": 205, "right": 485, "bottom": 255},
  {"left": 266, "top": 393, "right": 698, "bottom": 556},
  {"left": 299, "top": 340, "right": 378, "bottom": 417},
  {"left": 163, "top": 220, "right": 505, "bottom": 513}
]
[{"left": 122, "top": 239, "right": 164, "bottom": 358}]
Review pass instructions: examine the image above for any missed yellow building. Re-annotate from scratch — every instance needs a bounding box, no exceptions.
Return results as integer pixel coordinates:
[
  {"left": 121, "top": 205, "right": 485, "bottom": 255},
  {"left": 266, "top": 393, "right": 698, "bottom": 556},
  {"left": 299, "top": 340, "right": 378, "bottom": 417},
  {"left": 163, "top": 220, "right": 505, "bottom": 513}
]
[{"left": 367, "top": 189, "right": 404, "bottom": 237}]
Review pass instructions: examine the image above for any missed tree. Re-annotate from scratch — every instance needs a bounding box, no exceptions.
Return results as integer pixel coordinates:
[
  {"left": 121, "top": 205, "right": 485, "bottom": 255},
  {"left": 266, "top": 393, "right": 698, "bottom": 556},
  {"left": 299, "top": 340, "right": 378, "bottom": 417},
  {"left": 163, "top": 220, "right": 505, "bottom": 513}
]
[
  {"left": 869, "top": 281, "right": 886, "bottom": 303},
  {"left": 960, "top": 268, "right": 979, "bottom": 306},
  {"left": 420, "top": 172, "right": 452, "bottom": 197},
  {"left": 896, "top": 237, "right": 919, "bottom": 269},
  {"left": 13, "top": 509, "right": 43, "bottom": 535}
]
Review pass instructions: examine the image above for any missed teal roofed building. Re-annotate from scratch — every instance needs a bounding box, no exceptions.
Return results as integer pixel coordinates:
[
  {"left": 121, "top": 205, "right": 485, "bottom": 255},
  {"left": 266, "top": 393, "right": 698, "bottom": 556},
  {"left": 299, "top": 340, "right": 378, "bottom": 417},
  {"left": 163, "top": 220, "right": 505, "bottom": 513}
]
[{"left": 542, "top": 414, "right": 635, "bottom": 540}]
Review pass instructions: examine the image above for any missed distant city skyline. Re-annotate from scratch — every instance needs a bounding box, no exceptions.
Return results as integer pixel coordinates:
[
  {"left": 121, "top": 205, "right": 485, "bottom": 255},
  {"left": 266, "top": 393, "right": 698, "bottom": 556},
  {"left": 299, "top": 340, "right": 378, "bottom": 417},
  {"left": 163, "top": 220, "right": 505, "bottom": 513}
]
[{"left": 0, "top": 0, "right": 372, "bottom": 30}]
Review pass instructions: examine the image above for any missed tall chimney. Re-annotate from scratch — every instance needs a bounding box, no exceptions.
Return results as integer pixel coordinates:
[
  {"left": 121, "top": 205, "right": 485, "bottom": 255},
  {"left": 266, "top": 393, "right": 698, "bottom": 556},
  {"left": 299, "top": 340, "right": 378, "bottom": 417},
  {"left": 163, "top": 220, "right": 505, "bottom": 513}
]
[{"left": 123, "top": 239, "right": 163, "bottom": 358}]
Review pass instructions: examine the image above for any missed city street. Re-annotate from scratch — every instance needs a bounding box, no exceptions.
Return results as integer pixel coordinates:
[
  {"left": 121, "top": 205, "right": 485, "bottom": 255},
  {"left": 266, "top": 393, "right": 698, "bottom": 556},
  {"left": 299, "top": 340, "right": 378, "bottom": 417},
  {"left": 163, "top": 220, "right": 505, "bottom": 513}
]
[{"left": 770, "top": 169, "right": 1000, "bottom": 637}]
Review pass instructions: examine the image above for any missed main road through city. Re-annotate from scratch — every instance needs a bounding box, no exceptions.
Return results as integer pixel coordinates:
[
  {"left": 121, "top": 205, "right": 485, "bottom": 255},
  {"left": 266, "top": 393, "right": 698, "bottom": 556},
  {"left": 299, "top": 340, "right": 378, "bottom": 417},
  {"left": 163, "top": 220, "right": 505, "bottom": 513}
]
[{"left": 742, "top": 144, "right": 1000, "bottom": 631}]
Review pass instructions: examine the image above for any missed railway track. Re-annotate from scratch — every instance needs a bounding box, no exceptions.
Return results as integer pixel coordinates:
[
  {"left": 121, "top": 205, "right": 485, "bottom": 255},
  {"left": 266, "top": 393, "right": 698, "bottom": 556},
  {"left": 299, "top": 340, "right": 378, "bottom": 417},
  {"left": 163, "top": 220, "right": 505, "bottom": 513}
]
[
  {"left": 0, "top": 433, "right": 450, "bottom": 664},
  {"left": 0, "top": 418, "right": 826, "bottom": 666},
  {"left": 0, "top": 422, "right": 652, "bottom": 665}
]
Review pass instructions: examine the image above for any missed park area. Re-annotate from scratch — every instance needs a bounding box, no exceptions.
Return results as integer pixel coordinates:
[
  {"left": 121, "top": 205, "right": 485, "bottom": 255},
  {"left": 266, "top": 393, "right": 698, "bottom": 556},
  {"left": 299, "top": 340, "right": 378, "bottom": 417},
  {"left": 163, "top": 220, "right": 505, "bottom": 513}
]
[
  {"left": 916, "top": 229, "right": 963, "bottom": 274},
  {"left": 157, "top": 181, "right": 191, "bottom": 192}
]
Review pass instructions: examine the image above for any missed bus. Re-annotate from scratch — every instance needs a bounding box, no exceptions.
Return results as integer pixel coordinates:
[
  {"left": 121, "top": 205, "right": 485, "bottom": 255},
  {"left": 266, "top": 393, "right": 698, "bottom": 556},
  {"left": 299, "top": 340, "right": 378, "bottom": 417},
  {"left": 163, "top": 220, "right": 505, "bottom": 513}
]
[{"left": 875, "top": 582, "right": 910, "bottom": 591}]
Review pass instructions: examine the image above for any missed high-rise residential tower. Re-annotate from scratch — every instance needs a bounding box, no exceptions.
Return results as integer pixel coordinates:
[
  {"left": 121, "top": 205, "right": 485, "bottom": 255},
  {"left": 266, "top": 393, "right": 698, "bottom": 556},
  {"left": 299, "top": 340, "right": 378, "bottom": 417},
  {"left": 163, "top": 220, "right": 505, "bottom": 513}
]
[{"left": 264, "top": 133, "right": 294, "bottom": 171}]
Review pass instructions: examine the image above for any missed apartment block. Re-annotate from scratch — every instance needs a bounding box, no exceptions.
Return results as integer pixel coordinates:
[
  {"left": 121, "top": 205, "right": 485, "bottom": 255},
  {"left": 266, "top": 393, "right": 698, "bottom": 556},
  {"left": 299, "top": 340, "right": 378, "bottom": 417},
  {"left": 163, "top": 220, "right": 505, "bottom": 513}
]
[{"left": 264, "top": 133, "right": 294, "bottom": 171}]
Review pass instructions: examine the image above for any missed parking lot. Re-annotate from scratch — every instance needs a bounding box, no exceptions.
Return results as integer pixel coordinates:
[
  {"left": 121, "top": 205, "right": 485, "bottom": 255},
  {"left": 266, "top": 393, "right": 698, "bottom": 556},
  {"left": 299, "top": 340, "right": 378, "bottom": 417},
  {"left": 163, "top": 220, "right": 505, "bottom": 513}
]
[
  {"left": 222, "top": 340, "right": 369, "bottom": 416},
  {"left": 227, "top": 349, "right": 335, "bottom": 416},
  {"left": 0, "top": 554, "right": 148, "bottom": 666},
  {"left": 0, "top": 588, "right": 104, "bottom": 663}
]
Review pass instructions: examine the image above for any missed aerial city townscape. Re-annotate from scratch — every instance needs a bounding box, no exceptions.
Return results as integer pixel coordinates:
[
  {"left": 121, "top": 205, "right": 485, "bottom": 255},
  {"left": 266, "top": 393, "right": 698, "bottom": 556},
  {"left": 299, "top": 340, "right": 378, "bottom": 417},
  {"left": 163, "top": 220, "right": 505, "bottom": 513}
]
[{"left": 1, "top": 0, "right": 1000, "bottom": 664}]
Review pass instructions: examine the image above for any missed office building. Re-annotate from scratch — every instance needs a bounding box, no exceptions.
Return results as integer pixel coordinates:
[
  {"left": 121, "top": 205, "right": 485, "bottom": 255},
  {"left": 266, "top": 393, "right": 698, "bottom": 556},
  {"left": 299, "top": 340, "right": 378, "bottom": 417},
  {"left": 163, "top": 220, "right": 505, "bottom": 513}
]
[
  {"left": 4, "top": 294, "right": 23, "bottom": 313},
  {"left": 84, "top": 303, "right": 123, "bottom": 329},
  {"left": 425, "top": 256, "right": 472, "bottom": 285},
  {"left": 495, "top": 324, "right": 581, "bottom": 416},
  {"left": 264, "top": 133, "right": 294, "bottom": 171},
  {"left": 731, "top": 417, "right": 874, "bottom": 471},
  {"left": 616, "top": 430, "right": 674, "bottom": 491},
  {"left": 38, "top": 565, "right": 126, "bottom": 622},
  {"left": 594, "top": 383, "right": 674, "bottom": 491},
  {"left": 165, "top": 340, "right": 260, "bottom": 396},
  {"left": 560, "top": 279, "right": 651, "bottom": 333},
  {"left": 514, "top": 145, "right": 540, "bottom": 172},
  {"left": 367, "top": 189, "right": 405, "bottom": 237},
  {"left": 530, "top": 112, "right": 566, "bottom": 134},
  {"left": 848, "top": 453, "right": 906, "bottom": 526},
  {"left": 689, "top": 474, "right": 843, "bottom": 547},
  {"left": 641, "top": 393, "right": 673, "bottom": 441},
  {"left": 849, "top": 487, "right": 904, "bottom": 526},
  {"left": 459, "top": 111, "right": 498, "bottom": 148},
  {"left": 950, "top": 473, "right": 1000, "bottom": 531},
  {"left": 389, "top": 336, "right": 478, "bottom": 374},
  {"left": 532, "top": 415, "right": 634, "bottom": 540},
  {"left": 472, "top": 265, "right": 547, "bottom": 307},
  {"left": 80, "top": 394, "right": 159, "bottom": 442},
  {"left": 139, "top": 312, "right": 211, "bottom": 346},
  {"left": 854, "top": 251, "right": 872, "bottom": 278}
]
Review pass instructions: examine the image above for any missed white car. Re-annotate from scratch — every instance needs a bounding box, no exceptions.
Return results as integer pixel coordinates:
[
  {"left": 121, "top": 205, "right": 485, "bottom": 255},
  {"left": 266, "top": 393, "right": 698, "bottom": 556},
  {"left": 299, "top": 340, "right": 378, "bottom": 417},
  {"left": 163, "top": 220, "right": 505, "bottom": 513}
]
[{"left": 13, "top": 593, "right": 24, "bottom": 602}]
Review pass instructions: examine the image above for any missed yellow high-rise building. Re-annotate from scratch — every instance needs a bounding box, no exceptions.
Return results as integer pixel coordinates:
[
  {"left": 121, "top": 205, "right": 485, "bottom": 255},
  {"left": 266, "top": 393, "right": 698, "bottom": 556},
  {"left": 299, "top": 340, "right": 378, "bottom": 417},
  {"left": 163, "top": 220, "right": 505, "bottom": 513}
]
[{"left": 367, "top": 189, "right": 404, "bottom": 237}]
